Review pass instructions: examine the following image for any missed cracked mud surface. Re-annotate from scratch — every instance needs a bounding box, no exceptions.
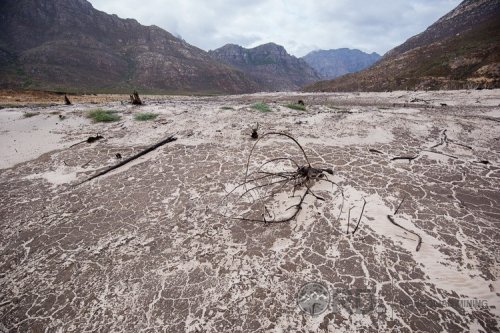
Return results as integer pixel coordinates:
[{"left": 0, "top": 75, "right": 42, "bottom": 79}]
[{"left": 1, "top": 90, "right": 499, "bottom": 332}]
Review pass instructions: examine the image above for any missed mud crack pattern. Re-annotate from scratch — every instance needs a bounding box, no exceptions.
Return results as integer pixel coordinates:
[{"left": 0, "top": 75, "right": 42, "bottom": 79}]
[{"left": 0, "top": 91, "right": 499, "bottom": 332}]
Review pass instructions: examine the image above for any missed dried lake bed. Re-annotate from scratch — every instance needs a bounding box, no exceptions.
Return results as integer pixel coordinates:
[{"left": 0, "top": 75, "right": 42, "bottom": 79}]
[{"left": 0, "top": 90, "right": 499, "bottom": 332}]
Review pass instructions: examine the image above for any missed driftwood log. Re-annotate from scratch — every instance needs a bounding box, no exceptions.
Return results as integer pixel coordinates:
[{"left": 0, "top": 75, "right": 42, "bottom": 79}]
[{"left": 75, "top": 134, "right": 176, "bottom": 186}]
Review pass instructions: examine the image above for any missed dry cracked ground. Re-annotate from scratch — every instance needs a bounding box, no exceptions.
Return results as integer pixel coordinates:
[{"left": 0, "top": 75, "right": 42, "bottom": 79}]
[{"left": 0, "top": 90, "right": 499, "bottom": 332}]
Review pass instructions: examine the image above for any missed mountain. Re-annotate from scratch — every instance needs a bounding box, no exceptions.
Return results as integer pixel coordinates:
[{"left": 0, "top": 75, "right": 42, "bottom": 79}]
[
  {"left": 0, "top": 0, "right": 258, "bottom": 94},
  {"left": 302, "top": 48, "right": 381, "bottom": 79},
  {"left": 305, "top": 0, "right": 500, "bottom": 92},
  {"left": 208, "top": 43, "right": 321, "bottom": 91}
]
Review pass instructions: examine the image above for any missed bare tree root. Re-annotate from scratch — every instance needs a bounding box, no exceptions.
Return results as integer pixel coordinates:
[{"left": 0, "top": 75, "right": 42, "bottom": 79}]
[
  {"left": 265, "top": 188, "right": 310, "bottom": 224},
  {"left": 223, "top": 132, "right": 343, "bottom": 224},
  {"left": 244, "top": 132, "right": 311, "bottom": 185},
  {"left": 387, "top": 215, "right": 422, "bottom": 251}
]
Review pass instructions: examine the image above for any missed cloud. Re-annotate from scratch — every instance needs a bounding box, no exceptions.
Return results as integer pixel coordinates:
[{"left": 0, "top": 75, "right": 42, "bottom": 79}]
[{"left": 88, "top": 0, "right": 461, "bottom": 56}]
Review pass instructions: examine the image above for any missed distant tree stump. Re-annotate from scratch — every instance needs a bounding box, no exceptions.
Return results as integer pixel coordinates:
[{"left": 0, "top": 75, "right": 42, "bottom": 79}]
[
  {"left": 64, "top": 95, "right": 72, "bottom": 105},
  {"left": 130, "top": 91, "right": 143, "bottom": 105}
]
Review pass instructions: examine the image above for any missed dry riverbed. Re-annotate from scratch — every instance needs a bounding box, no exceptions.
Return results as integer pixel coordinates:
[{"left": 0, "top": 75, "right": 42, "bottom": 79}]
[{"left": 0, "top": 90, "right": 499, "bottom": 332}]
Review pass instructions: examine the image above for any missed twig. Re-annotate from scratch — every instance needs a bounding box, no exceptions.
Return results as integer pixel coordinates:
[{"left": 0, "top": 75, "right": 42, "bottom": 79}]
[
  {"left": 238, "top": 178, "right": 290, "bottom": 201},
  {"left": 224, "top": 132, "right": 343, "bottom": 224},
  {"left": 304, "top": 183, "right": 325, "bottom": 201},
  {"left": 347, "top": 206, "right": 353, "bottom": 234},
  {"left": 391, "top": 156, "right": 418, "bottom": 162},
  {"left": 244, "top": 132, "right": 311, "bottom": 186},
  {"left": 369, "top": 149, "right": 384, "bottom": 154},
  {"left": 81, "top": 159, "right": 92, "bottom": 168},
  {"left": 233, "top": 188, "right": 309, "bottom": 224},
  {"left": 387, "top": 215, "right": 422, "bottom": 251},
  {"left": 448, "top": 140, "right": 473, "bottom": 150},
  {"left": 335, "top": 189, "right": 345, "bottom": 222},
  {"left": 394, "top": 195, "right": 406, "bottom": 215},
  {"left": 410, "top": 98, "right": 429, "bottom": 104},
  {"left": 0, "top": 300, "right": 12, "bottom": 308},
  {"left": 422, "top": 150, "right": 458, "bottom": 159},
  {"left": 248, "top": 157, "right": 300, "bottom": 178},
  {"left": 430, "top": 129, "right": 448, "bottom": 149},
  {"left": 352, "top": 198, "right": 367, "bottom": 234}
]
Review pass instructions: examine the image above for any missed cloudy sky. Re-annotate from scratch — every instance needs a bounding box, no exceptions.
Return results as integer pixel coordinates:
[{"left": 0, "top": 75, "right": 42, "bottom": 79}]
[{"left": 88, "top": 0, "right": 461, "bottom": 57}]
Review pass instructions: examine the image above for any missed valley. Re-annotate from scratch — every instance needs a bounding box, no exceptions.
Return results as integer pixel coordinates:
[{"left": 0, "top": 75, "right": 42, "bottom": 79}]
[{"left": 0, "top": 90, "right": 499, "bottom": 332}]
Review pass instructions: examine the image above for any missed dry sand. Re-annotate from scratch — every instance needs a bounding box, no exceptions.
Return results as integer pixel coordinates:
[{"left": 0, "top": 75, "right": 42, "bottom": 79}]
[{"left": 0, "top": 89, "right": 499, "bottom": 332}]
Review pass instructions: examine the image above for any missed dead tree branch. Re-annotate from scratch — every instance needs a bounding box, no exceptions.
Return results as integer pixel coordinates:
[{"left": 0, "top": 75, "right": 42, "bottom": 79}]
[
  {"left": 75, "top": 134, "right": 176, "bottom": 186},
  {"left": 387, "top": 215, "right": 422, "bottom": 251}
]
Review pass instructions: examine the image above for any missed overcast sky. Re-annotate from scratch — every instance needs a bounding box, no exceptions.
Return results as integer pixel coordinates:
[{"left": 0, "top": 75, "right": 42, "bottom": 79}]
[{"left": 88, "top": 0, "right": 461, "bottom": 57}]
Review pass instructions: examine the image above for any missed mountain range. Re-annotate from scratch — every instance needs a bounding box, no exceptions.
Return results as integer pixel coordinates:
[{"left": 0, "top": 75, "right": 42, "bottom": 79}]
[
  {"left": 301, "top": 49, "right": 381, "bottom": 80},
  {"left": 209, "top": 43, "right": 320, "bottom": 91},
  {"left": 0, "top": 0, "right": 258, "bottom": 94},
  {"left": 305, "top": 0, "right": 500, "bottom": 92},
  {"left": 1, "top": 0, "right": 497, "bottom": 93}
]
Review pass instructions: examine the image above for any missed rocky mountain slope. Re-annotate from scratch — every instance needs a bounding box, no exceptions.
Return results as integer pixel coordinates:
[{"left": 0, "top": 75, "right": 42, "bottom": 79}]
[
  {"left": 302, "top": 48, "right": 381, "bottom": 79},
  {"left": 0, "top": 0, "right": 258, "bottom": 94},
  {"left": 305, "top": 0, "right": 500, "bottom": 92},
  {"left": 209, "top": 43, "right": 320, "bottom": 91}
]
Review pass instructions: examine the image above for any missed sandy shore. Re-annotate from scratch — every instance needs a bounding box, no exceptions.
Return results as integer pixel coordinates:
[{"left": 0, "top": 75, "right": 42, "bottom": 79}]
[{"left": 0, "top": 89, "right": 499, "bottom": 332}]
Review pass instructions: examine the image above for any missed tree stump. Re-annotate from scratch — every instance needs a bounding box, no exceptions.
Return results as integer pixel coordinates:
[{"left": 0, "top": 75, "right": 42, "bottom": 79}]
[
  {"left": 130, "top": 91, "right": 143, "bottom": 105},
  {"left": 64, "top": 95, "right": 72, "bottom": 105}
]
